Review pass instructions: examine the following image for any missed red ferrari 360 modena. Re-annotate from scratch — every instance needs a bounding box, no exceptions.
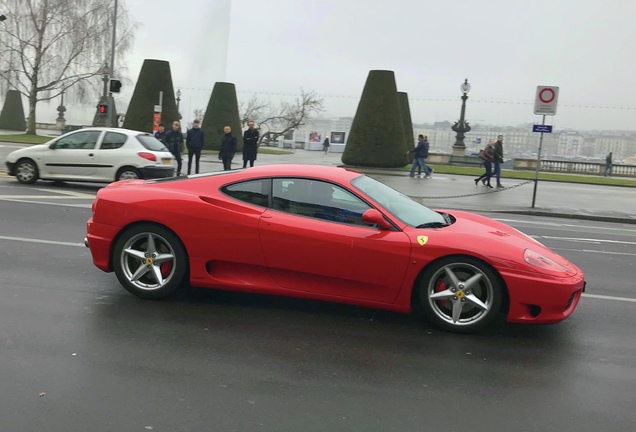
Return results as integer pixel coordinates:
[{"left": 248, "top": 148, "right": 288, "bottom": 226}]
[{"left": 85, "top": 164, "right": 585, "bottom": 333}]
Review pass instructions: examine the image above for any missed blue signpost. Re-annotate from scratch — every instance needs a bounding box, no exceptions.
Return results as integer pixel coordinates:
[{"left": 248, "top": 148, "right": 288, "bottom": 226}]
[
  {"left": 532, "top": 125, "right": 553, "bottom": 133},
  {"left": 532, "top": 86, "right": 559, "bottom": 208}
]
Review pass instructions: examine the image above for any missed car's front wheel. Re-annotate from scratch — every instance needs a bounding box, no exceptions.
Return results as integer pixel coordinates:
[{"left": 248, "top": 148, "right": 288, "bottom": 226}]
[
  {"left": 15, "top": 159, "right": 39, "bottom": 184},
  {"left": 113, "top": 224, "right": 188, "bottom": 299},
  {"left": 116, "top": 166, "right": 140, "bottom": 181},
  {"left": 418, "top": 256, "right": 503, "bottom": 333}
]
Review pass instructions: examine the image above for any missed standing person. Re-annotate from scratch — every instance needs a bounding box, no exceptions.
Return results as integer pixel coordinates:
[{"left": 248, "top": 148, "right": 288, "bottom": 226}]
[
  {"left": 407, "top": 135, "right": 432, "bottom": 178},
  {"left": 165, "top": 121, "right": 184, "bottom": 176},
  {"left": 219, "top": 125, "right": 237, "bottom": 171},
  {"left": 493, "top": 134, "right": 504, "bottom": 188},
  {"left": 604, "top": 152, "right": 613, "bottom": 177},
  {"left": 475, "top": 139, "right": 494, "bottom": 188},
  {"left": 186, "top": 119, "right": 205, "bottom": 175},
  {"left": 154, "top": 123, "right": 167, "bottom": 144},
  {"left": 323, "top": 137, "right": 330, "bottom": 155},
  {"left": 242, "top": 121, "right": 260, "bottom": 168}
]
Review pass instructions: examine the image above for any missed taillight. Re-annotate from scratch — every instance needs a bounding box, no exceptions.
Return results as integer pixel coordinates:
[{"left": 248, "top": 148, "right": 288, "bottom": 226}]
[{"left": 138, "top": 152, "right": 157, "bottom": 162}]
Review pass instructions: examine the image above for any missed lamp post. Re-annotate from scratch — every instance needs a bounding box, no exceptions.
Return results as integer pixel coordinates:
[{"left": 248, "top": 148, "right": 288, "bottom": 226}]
[
  {"left": 101, "top": 63, "right": 110, "bottom": 98},
  {"left": 451, "top": 79, "right": 472, "bottom": 156},
  {"left": 176, "top": 88, "right": 182, "bottom": 119},
  {"left": 56, "top": 91, "right": 66, "bottom": 131}
]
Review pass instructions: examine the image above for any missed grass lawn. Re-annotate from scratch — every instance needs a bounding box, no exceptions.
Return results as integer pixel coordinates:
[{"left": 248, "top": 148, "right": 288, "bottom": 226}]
[{"left": 0, "top": 134, "right": 52, "bottom": 144}]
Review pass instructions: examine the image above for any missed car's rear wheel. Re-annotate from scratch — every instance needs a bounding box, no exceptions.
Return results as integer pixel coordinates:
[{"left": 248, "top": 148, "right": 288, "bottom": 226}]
[
  {"left": 418, "top": 256, "right": 503, "bottom": 333},
  {"left": 113, "top": 224, "right": 187, "bottom": 299},
  {"left": 116, "top": 166, "right": 140, "bottom": 181},
  {"left": 16, "top": 159, "right": 39, "bottom": 184}
]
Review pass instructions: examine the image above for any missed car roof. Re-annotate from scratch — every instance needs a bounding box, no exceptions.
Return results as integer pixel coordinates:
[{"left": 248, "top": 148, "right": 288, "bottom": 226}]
[
  {"left": 214, "top": 164, "right": 364, "bottom": 183},
  {"left": 64, "top": 127, "right": 154, "bottom": 137}
]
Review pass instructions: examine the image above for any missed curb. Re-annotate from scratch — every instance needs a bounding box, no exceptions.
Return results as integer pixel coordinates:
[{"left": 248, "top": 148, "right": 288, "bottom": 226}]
[{"left": 498, "top": 209, "right": 636, "bottom": 225}]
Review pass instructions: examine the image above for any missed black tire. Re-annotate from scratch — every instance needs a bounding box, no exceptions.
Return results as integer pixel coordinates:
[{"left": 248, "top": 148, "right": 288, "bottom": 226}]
[
  {"left": 116, "top": 166, "right": 141, "bottom": 181},
  {"left": 15, "top": 158, "right": 39, "bottom": 184},
  {"left": 112, "top": 224, "right": 188, "bottom": 299},
  {"left": 417, "top": 256, "right": 503, "bottom": 333}
]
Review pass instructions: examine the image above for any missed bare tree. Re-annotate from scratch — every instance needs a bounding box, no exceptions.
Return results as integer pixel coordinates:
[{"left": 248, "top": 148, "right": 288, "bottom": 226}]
[
  {"left": 0, "top": 0, "right": 136, "bottom": 134},
  {"left": 239, "top": 89, "right": 324, "bottom": 146}
]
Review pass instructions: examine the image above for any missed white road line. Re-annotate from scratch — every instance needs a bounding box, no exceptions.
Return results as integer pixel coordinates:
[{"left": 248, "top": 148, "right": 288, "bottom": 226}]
[
  {"left": 540, "top": 236, "right": 636, "bottom": 246},
  {"left": 0, "top": 235, "right": 85, "bottom": 247},
  {"left": 496, "top": 218, "right": 636, "bottom": 233},
  {"left": 0, "top": 195, "right": 94, "bottom": 199},
  {"left": 583, "top": 294, "right": 636, "bottom": 304},
  {"left": 552, "top": 248, "right": 636, "bottom": 257},
  {"left": 0, "top": 198, "right": 92, "bottom": 208}
]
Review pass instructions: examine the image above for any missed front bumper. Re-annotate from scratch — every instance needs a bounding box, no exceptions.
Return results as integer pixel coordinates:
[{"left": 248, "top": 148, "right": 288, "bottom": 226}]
[
  {"left": 5, "top": 161, "right": 16, "bottom": 176},
  {"left": 138, "top": 165, "right": 175, "bottom": 179},
  {"left": 86, "top": 218, "right": 121, "bottom": 272},
  {"left": 503, "top": 269, "right": 586, "bottom": 324}
]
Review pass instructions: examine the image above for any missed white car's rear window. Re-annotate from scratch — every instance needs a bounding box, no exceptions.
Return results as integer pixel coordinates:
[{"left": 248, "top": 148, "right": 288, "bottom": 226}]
[{"left": 137, "top": 135, "right": 168, "bottom": 152}]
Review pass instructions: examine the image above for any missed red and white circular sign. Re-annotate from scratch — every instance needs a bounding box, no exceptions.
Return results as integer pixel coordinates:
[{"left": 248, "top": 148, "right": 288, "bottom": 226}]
[{"left": 539, "top": 88, "right": 556, "bottom": 104}]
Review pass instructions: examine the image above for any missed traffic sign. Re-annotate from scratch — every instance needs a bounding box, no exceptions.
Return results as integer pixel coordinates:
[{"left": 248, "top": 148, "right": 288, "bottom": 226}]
[
  {"left": 534, "top": 86, "right": 559, "bottom": 116},
  {"left": 532, "top": 125, "right": 553, "bottom": 133}
]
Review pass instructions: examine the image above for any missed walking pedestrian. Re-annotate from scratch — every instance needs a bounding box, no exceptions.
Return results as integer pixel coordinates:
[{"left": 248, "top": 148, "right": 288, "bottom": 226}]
[
  {"left": 323, "top": 137, "right": 330, "bottom": 155},
  {"left": 407, "top": 135, "right": 432, "bottom": 178},
  {"left": 219, "top": 125, "right": 237, "bottom": 171},
  {"left": 164, "top": 121, "right": 184, "bottom": 176},
  {"left": 186, "top": 119, "right": 205, "bottom": 175},
  {"left": 242, "top": 121, "right": 259, "bottom": 168},
  {"left": 493, "top": 135, "right": 504, "bottom": 188},
  {"left": 475, "top": 139, "right": 494, "bottom": 188},
  {"left": 604, "top": 152, "right": 613, "bottom": 177}
]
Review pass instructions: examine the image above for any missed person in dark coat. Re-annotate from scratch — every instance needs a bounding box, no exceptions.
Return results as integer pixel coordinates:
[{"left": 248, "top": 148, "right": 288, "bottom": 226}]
[
  {"left": 242, "top": 121, "right": 259, "bottom": 168},
  {"left": 475, "top": 139, "right": 494, "bottom": 188},
  {"left": 164, "top": 121, "right": 184, "bottom": 176},
  {"left": 154, "top": 123, "right": 166, "bottom": 144},
  {"left": 407, "top": 134, "right": 433, "bottom": 178},
  {"left": 493, "top": 135, "right": 504, "bottom": 188},
  {"left": 323, "top": 137, "right": 330, "bottom": 154},
  {"left": 186, "top": 119, "right": 205, "bottom": 175},
  {"left": 604, "top": 152, "right": 613, "bottom": 177},
  {"left": 219, "top": 125, "right": 237, "bottom": 171}
]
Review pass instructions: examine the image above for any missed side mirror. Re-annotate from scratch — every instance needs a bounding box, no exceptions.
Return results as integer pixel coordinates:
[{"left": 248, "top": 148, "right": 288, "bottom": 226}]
[
  {"left": 362, "top": 209, "right": 391, "bottom": 230},
  {"left": 49, "top": 142, "right": 57, "bottom": 149}
]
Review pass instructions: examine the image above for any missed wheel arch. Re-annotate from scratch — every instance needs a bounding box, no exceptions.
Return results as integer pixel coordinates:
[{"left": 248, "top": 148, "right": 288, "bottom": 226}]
[
  {"left": 115, "top": 165, "right": 141, "bottom": 181},
  {"left": 410, "top": 253, "right": 510, "bottom": 314}
]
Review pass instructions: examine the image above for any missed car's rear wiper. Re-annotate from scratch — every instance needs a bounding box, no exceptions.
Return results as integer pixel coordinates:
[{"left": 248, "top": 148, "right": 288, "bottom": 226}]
[{"left": 415, "top": 222, "right": 449, "bottom": 229}]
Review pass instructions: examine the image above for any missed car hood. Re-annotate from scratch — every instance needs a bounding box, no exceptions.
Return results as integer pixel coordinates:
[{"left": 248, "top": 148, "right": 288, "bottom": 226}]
[
  {"left": 6, "top": 144, "right": 48, "bottom": 162},
  {"left": 406, "top": 209, "right": 576, "bottom": 275}
]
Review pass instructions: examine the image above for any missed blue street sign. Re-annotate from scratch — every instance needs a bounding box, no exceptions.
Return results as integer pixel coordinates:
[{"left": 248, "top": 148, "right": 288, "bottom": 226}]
[
  {"left": 476, "top": 138, "right": 481, "bottom": 144},
  {"left": 532, "top": 125, "right": 553, "bottom": 133}
]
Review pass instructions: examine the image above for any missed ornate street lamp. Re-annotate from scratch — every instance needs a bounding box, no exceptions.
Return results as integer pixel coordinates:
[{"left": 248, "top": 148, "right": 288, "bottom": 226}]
[
  {"left": 176, "top": 88, "right": 182, "bottom": 119},
  {"left": 451, "top": 78, "right": 472, "bottom": 155},
  {"left": 101, "top": 63, "right": 110, "bottom": 98},
  {"left": 56, "top": 91, "right": 67, "bottom": 131}
]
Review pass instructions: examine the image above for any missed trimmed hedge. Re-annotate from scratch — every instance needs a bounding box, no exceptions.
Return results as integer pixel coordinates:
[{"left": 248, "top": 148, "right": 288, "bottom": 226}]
[
  {"left": 201, "top": 82, "right": 243, "bottom": 151},
  {"left": 0, "top": 90, "right": 27, "bottom": 131},
  {"left": 342, "top": 70, "right": 407, "bottom": 167},
  {"left": 398, "top": 91, "right": 414, "bottom": 162},
  {"left": 122, "top": 59, "right": 180, "bottom": 133}
]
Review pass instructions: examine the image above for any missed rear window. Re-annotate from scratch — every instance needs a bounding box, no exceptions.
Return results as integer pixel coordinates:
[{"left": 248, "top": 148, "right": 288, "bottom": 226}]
[{"left": 137, "top": 134, "right": 168, "bottom": 151}]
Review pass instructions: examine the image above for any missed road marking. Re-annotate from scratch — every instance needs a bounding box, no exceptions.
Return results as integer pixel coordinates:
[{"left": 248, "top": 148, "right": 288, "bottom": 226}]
[
  {"left": 552, "top": 247, "right": 636, "bottom": 257},
  {"left": 0, "top": 198, "right": 92, "bottom": 208},
  {"left": 497, "top": 218, "right": 636, "bottom": 233},
  {"left": 0, "top": 195, "right": 94, "bottom": 199},
  {"left": 0, "top": 144, "right": 24, "bottom": 149},
  {"left": 583, "top": 294, "right": 636, "bottom": 304},
  {"left": 0, "top": 235, "right": 85, "bottom": 247},
  {"left": 540, "top": 236, "right": 636, "bottom": 246}
]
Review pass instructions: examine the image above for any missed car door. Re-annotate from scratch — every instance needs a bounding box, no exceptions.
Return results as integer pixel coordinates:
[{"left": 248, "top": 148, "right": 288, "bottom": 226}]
[
  {"left": 259, "top": 178, "right": 411, "bottom": 303},
  {"left": 94, "top": 131, "right": 129, "bottom": 181},
  {"left": 45, "top": 130, "right": 103, "bottom": 177}
]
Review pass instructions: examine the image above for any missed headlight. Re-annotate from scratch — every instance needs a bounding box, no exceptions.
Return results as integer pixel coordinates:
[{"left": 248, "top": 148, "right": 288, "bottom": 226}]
[{"left": 524, "top": 249, "right": 571, "bottom": 273}]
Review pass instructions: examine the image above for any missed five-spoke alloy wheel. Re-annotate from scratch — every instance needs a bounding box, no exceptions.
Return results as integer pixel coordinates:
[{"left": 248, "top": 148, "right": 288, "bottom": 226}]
[
  {"left": 113, "top": 224, "right": 187, "bottom": 299},
  {"left": 419, "top": 256, "right": 503, "bottom": 333}
]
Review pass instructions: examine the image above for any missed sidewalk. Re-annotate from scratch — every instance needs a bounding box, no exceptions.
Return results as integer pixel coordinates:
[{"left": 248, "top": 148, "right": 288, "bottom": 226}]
[{"left": 198, "top": 149, "right": 636, "bottom": 224}]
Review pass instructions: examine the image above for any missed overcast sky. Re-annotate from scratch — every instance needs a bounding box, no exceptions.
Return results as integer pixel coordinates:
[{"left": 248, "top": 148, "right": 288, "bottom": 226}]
[{"left": 50, "top": 0, "right": 636, "bottom": 130}]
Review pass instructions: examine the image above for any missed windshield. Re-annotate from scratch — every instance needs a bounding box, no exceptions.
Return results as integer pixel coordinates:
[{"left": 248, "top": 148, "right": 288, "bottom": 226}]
[
  {"left": 351, "top": 175, "right": 447, "bottom": 227},
  {"left": 137, "top": 134, "right": 168, "bottom": 152}
]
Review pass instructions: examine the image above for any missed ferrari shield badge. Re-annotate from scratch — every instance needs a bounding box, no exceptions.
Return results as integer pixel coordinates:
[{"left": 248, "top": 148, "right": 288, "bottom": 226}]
[{"left": 417, "top": 236, "right": 429, "bottom": 246}]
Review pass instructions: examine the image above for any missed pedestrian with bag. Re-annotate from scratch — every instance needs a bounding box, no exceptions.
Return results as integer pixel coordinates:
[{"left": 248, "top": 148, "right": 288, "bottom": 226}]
[{"left": 475, "top": 139, "right": 494, "bottom": 188}]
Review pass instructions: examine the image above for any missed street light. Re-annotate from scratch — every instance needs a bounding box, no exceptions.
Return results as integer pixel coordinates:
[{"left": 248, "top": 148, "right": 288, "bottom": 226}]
[
  {"left": 176, "top": 88, "right": 182, "bottom": 119},
  {"left": 101, "top": 63, "right": 110, "bottom": 98},
  {"left": 451, "top": 78, "right": 472, "bottom": 155},
  {"left": 0, "top": 14, "right": 6, "bottom": 22}
]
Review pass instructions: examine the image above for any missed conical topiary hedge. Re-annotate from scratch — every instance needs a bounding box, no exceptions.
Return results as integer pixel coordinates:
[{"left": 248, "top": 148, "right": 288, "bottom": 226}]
[
  {"left": 201, "top": 82, "right": 243, "bottom": 151},
  {"left": 0, "top": 90, "right": 27, "bottom": 132},
  {"left": 398, "top": 92, "right": 415, "bottom": 162},
  {"left": 122, "top": 59, "right": 180, "bottom": 133},
  {"left": 342, "top": 70, "right": 407, "bottom": 167}
]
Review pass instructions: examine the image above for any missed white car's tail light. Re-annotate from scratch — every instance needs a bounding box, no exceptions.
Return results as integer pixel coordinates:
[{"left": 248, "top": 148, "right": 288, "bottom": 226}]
[{"left": 138, "top": 152, "right": 157, "bottom": 162}]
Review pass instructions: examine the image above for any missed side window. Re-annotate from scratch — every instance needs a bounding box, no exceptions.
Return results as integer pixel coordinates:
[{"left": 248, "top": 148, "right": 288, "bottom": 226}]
[
  {"left": 100, "top": 132, "right": 127, "bottom": 150},
  {"left": 272, "top": 178, "right": 371, "bottom": 226},
  {"left": 54, "top": 131, "right": 102, "bottom": 150},
  {"left": 222, "top": 179, "right": 269, "bottom": 207}
]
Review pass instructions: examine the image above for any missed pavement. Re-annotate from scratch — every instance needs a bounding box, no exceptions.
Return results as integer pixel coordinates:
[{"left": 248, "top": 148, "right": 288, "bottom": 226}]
[
  {"left": 195, "top": 149, "right": 636, "bottom": 224},
  {"left": 1, "top": 140, "right": 635, "bottom": 224}
]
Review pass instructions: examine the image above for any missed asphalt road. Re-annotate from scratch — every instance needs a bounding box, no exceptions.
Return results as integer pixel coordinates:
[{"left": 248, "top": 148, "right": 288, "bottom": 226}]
[{"left": 1, "top": 177, "right": 635, "bottom": 432}]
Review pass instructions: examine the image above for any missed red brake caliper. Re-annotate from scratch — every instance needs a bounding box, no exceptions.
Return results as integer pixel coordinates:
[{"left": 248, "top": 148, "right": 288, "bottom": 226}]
[
  {"left": 434, "top": 278, "right": 449, "bottom": 308},
  {"left": 160, "top": 261, "right": 173, "bottom": 277}
]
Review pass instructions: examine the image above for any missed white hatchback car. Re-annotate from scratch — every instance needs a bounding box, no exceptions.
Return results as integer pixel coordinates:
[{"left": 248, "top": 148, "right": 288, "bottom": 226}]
[{"left": 5, "top": 127, "right": 176, "bottom": 184}]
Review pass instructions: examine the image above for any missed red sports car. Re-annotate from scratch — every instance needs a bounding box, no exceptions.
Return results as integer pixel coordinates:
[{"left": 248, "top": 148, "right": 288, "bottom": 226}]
[{"left": 85, "top": 164, "right": 585, "bottom": 333}]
